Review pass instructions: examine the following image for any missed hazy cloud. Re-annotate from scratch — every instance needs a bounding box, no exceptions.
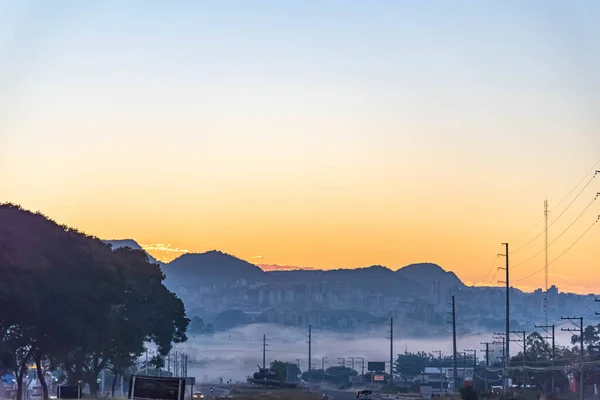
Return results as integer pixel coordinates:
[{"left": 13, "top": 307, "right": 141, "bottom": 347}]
[
  {"left": 140, "top": 243, "right": 189, "bottom": 263},
  {"left": 171, "top": 323, "right": 571, "bottom": 383},
  {"left": 259, "top": 264, "right": 315, "bottom": 271}
]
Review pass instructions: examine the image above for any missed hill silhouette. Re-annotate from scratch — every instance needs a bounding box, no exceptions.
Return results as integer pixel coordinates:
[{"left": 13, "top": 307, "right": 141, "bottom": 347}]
[
  {"left": 262, "top": 265, "right": 428, "bottom": 297},
  {"left": 101, "top": 240, "right": 466, "bottom": 293},
  {"left": 396, "top": 262, "right": 465, "bottom": 290},
  {"left": 162, "top": 250, "right": 264, "bottom": 286},
  {"left": 105, "top": 239, "right": 158, "bottom": 264}
]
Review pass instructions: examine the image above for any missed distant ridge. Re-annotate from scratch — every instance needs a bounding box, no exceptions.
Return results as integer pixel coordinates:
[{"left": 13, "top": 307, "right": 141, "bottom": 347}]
[
  {"left": 164, "top": 250, "right": 264, "bottom": 278},
  {"left": 105, "top": 239, "right": 158, "bottom": 264},
  {"left": 259, "top": 264, "right": 315, "bottom": 271},
  {"left": 396, "top": 262, "right": 464, "bottom": 289},
  {"left": 102, "top": 239, "right": 467, "bottom": 290}
]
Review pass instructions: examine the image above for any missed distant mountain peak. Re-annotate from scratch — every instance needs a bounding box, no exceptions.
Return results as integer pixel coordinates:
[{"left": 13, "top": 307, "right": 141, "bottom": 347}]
[
  {"left": 164, "top": 250, "right": 264, "bottom": 279},
  {"left": 358, "top": 265, "right": 393, "bottom": 273},
  {"left": 396, "top": 262, "right": 464, "bottom": 288},
  {"left": 399, "top": 263, "right": 445, "bottom": 272}
]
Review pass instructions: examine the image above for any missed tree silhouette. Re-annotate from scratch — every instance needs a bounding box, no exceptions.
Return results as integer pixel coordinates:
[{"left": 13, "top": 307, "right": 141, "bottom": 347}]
[{"left": 0, "top": 203, "right": 189, "bottom": 399}]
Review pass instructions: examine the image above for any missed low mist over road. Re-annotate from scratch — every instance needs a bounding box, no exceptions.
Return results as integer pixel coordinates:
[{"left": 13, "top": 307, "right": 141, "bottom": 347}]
[{"left": 171, "top": 323, "right": 574, "bottom": 382}]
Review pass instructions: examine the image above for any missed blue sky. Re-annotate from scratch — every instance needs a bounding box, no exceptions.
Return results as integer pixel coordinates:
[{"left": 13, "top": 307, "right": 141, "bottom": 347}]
[{"left": 1, "top": 0, "right": 600, "bottom": 290}]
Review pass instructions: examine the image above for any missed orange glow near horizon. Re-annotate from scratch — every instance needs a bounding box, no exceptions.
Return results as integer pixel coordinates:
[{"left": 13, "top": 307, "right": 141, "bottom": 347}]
[{"left": 1, "top": 1, "right": 600, "bottom": 296}]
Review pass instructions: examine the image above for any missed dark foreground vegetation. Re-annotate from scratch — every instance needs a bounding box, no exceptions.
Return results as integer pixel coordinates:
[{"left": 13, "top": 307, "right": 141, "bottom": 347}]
[{"left": 0, "top": 204, "right": 189, "bottom": 400}]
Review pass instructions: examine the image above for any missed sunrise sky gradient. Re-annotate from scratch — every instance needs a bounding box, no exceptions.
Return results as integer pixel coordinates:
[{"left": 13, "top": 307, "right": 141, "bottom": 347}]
[{"left": 1, "top": 0, "right": 600, "bottom": 293}]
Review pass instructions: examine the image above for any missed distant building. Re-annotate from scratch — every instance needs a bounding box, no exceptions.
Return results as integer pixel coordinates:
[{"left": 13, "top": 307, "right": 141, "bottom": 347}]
[{"left": 430, "top": 281, "right": 441, "bottom": 306}]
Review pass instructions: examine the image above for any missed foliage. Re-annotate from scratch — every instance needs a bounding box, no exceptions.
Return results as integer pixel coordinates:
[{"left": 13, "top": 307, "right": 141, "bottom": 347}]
[
  {"left": 509, "top": 331, "right": 573, "bottom": 393},
  {"left": 394, "top": 351, "right": 435, "bottom": 379},
  {"left": 0, "top": 204, "right": 189, "bottom": 399},
  {"left": 188, "top": 316, "right": 215, "bottom": 336},
  {"left": 323, "top": 365, "right": 357, "bottom": 385},
  {"left": 459, "top": 385, "right": 478, "bottom": 400},
  {"left": 212, "top": 310, "right": 249, "bottom": 331},
  {"left": 269, "top": 360, "right": 300, "bottom": 382}
]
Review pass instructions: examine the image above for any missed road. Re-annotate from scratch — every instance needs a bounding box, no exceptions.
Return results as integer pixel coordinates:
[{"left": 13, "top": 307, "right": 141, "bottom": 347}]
[
  {"left": 193, "top": 384, "right": 231, "bottom": 398},
  {"left": 321, "top": 389, "right": 360, "bottom": 400},
  {"left": 322, "top": 389, "right": 386, "bottom": 399}
]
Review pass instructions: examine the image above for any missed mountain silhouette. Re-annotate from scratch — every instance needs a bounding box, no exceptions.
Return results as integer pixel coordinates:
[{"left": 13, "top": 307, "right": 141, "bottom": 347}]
[
  {"left": 263, "top": 264, "right": 428, "bottom": 297},
  {"left": 395, "top": 262, "right": 464, "bottom": 290},
  {"left": 105, "top": 239, "right": 158, "bottom": 264},
  {"left": 163, "top": 250, "right": 264, "bottom": 280},
  {"left": 102, "top": 239, "right": 466, "bottom": 294}
]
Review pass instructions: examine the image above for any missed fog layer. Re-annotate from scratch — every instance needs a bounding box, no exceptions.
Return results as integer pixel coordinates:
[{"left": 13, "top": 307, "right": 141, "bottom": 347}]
[{"left": 169, "top": 324, "right": 573, "bottom": 382}]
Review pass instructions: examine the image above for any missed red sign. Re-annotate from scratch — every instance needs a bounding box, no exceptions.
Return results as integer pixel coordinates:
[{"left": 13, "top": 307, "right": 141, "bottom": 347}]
[{"left": 373, "top": 375, "right": 384, "bottom": 381}]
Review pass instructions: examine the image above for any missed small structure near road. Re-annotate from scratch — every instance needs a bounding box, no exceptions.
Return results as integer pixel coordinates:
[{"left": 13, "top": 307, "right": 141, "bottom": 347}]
[{"left": 247, "top": 365, "right": 299, "bottom": 388}]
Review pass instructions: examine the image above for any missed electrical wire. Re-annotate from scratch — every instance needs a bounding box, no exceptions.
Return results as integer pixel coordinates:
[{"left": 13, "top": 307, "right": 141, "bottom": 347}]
[
  {"left": 510, "top": 174, "right": 598, "bottom": 254},
  {"left": 479, "top": 254, "right": 500, "bottom": 286},
  {"left": 507, "top": 158, "right": 600, "bottom": 245},
  {"left": 512, "top": 195, "right": 598, "bottom": 269},
  {"left": 512, "top": 217, "right": 599, "bottom": 283},
  {"left": 479, "top": 158, "right": 600, "bottom": 287}
]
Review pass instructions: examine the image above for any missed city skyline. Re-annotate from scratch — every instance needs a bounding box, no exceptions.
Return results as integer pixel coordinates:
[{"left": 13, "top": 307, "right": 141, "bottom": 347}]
[{"left": 2, "top": 1, "right": 600, "bottom": 294}]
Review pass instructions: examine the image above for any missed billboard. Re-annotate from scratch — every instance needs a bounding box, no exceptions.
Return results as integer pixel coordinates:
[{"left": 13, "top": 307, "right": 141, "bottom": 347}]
[
  {"left": 128, "top": 376, "right": 185, "bottom": 400},
  {"left": 367, "top": 362, "right": 385, "bottom": 372},
  {"left": 373, "top": 375, "right": 385, "bottom": 381},
  {"left": 57, "top": 386, "right": 81, "bottom": 399}
]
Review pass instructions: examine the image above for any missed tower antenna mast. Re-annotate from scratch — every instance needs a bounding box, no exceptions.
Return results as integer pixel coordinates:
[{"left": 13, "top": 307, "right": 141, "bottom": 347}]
[{"left": 544, "top": 198, "right": 549, "bottom": 325}]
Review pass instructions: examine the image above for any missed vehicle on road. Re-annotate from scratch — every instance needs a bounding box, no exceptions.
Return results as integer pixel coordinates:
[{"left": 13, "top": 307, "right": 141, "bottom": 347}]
[
  {"left": 356, "top": 389, "right": 374, "bottom": 399},
  {"left": 192, "top": 391, "right": 204, "bottom": 399}
]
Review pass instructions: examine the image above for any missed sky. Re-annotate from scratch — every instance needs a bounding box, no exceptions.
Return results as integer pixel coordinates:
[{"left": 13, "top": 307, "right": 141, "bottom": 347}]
[{"left": 1, "top": 0, "right": 600, "bottom": 294}]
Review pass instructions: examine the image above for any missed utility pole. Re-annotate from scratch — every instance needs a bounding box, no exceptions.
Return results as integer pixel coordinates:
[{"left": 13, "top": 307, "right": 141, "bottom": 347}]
[
  {"left": 338, "top": 358, "right": 346, "bottom": 368},
  {"left": 464, "top": 349, "right": 476, "bottom": 380},
  {"left": 322, "top": 357, "right": 326, "bottom": 385},
  {"left": 262, "top": 334, "right": 268, "bottom": 370},
  {"left": 356, "top": 357, "right": 365, "bottom": 376},
  {"left": 448, "top": 296, "right": 458, "bottom": 392},
  {"left": 493, "top": 332, "right": 506, "bottom": 392},
  {"left": 544, "top": 199, "right": 549, "bottom": 326},
  {"left": 493, "top": 335, "right": 506, "bottom": 365},
  {"left": 388, "top": 318, "right": 394, "bottom": 386},
  {"left": 535, "top": 324, "right": 555, "bottom": 393},
  {"left": 481, "top": 342, "right": 491, "bottom": 393},
  {"left": 433, "top": 351, "right": 443, "bottom": 394},
  {"left": 509, "top": 331, "right": 526, "bottom": 390},
  {"left": 561, "top": 316, "right": 584, "bottom": 400},
  {"left": 499, "top": 243, "right": 510, "bottom": 400},
  {"left": 172, "top": 352, "right": 175, "bottom": 377},
  {"left": 347, "top": 357, "right": 355, "bottom": 372},
  {"left": 307, "top": 325, "right": 312, "bottom": 386}
]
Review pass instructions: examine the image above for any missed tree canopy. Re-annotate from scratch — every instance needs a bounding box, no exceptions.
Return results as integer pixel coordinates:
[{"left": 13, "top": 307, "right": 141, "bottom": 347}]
[{"left": 0, "top": 204, "right": 189, "bottom": 399}]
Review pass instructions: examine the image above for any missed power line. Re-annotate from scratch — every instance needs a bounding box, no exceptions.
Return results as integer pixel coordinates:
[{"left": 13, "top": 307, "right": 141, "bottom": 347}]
[
  {"left": 507, "top": 158, "right": 600, "bottom": 244},
  {"left": 561, "top": 316, "right": 584, "bottom": 400},
  {"left": 512, "top": 216, "right": 599, "bottom": 283},
  {"left": 548, "top": 174, "right": 598, "bottom": 228},
  {"left": 479, "top": 161, "right": 600, "bottom": 291},
  {"left": 509, "top": 170, "right": 597, "bottom": 255},
  {"left": 512, "top": 195, "right": 599, "bottom": 269},
  {"left": 480, "top": 254, "right": 500, "bottom": 286}
]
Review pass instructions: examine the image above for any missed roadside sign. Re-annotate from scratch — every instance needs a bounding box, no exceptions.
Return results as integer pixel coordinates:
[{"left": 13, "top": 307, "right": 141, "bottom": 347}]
[
  {"left": 373, "top": 375, "right": 385, "bottom": 382},
  {"left": 420, "top": 385, "right": 433, "bottom": 399},
  {"left": 128, "top": 376, "right": 186, "bottom": 400},
  {"left": 57, "top": 386, "right": 81, "bottom": 399},
  {"left": 368, "top": 362, "right": 386, "bottom": 372}
]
